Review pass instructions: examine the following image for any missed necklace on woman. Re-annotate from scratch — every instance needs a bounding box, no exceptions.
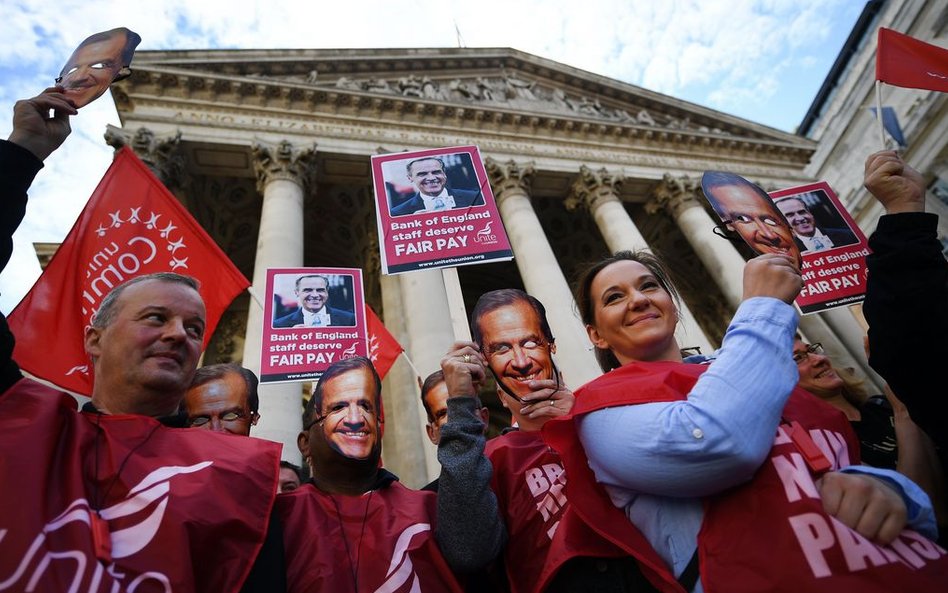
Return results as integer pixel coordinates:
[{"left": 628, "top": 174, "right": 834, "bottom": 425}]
[{"left": 329, "top": 490, "right": 374, "bottom": 592}]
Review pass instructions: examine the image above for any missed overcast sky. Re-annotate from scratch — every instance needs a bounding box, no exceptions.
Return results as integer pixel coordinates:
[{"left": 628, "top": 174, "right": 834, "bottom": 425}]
[{"left": 0, "top": 0, "right": 866, "bottom": 313}]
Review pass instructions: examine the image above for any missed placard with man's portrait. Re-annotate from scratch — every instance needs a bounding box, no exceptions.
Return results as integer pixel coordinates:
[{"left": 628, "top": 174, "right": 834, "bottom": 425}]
[
  {"left": 770, "top": 181, "right": 870, "bottom": 314},
  {"left": 371, "top": 145, "right": 513, "bottom": 274},
  {"left": 261, "top": 267, "right": 367, "bottom": 383}
]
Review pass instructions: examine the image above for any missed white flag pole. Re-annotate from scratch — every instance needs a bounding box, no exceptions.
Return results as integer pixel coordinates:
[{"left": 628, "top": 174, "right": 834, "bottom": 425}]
[
  {"left": 441, "top": 267, "right": 472, "bottom": 343},
  {"left": 875, "top": 80, "right": 887, "bottom": 149},
  {"left": 246, "top": 285, "right": 264, "bottom": 308}
]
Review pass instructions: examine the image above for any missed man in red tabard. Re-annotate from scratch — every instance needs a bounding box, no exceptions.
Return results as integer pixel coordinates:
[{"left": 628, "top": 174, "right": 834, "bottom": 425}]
[
  {"left": 435, "top": 289, "right": 681, "bottom": 593},
  {"left": 276, "top": 356, "right": 470, "bottom": 593},
  {"left": 0, "top": 89, "right": 281, "bottom": 592}
]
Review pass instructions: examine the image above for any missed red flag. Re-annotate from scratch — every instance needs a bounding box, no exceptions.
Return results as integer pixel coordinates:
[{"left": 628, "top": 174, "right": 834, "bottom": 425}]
[
  {"left": 8, "top": 146, "right": 250, "bottom": 395},
  {"left": 876, "top": 27, "right": 948, "bottom": 92},
  {"left": 364, "top": 304, "right": 403, "bottom": 379}
]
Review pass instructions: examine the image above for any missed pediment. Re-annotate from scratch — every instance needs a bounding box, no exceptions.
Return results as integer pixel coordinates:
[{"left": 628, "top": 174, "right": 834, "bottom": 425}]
[{"left": 120, "top": 47, "right": 811, "bottom": 151}]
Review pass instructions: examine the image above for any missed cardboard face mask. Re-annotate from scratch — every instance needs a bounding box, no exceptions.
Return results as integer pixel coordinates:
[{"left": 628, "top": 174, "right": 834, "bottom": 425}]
[
  {"left": 57, "top": 27, "right": 141, "bottom": 108},
  {"left": 702, "top": 170, "right": 802, "bottom": 269}
]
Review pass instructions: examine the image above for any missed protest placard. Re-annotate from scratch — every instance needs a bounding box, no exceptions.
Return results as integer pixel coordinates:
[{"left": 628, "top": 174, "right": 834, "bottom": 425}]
[
  {"left": 261, "top": 267, "right": 367, "bottom": 383},
  {"left": 371, "top": 145, "right": 513, "bottom": 274}
]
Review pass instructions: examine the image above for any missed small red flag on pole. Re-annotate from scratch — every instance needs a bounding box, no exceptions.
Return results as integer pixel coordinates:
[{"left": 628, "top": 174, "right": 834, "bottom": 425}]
[
  {"left": 876, "top": 27, "right": 948, "bottom": 92},
  {"left": 8, "top": 146, "right": 250, "bottom": 395},
  {"left": 364, "top": 304, "right": 404, "bottom": 380}
]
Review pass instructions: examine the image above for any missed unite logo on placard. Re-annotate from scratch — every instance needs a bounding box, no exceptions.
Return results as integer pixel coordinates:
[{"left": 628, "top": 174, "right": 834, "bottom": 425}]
[{"left": 473, "top": 221, "right": 498, "bottom": 245}]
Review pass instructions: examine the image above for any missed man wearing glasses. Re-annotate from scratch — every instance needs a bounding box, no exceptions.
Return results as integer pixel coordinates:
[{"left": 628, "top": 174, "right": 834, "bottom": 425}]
[
  {"left": 437, "top": 290, "right": 659, "bottom": 593},
  {"left": 185, "top": 363, "right": 260, "bottom": 436}
]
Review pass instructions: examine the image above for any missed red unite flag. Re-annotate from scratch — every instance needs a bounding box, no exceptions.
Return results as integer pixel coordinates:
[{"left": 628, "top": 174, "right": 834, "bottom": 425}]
[
  {"left": 8, "top": 146, "right": 250, "bottom": 395},
  {"left": 364, "top": 304, "right": 403, "bottom": 379},
  {"left": 876, "top": 27, "right": 948, "bottom": 92}
]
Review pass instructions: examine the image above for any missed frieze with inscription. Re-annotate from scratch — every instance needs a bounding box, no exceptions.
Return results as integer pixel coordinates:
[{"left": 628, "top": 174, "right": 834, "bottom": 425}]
[{"left": 162, "top": 108, "right": 800, "bottom": 180}]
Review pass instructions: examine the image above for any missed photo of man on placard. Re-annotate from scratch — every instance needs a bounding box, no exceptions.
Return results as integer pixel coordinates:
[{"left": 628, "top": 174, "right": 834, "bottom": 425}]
[
  {"left": 774, "top": 191, "right": 859, "bottom": 253},
  {"left": 385, "top": 152, "right": 485, "bottom": 217},
  {"left": 56, "top": 27, "right": 141, "bottom": 109},
  {"left": 272, "top": 273, "right": 356, "bottom": 328}
]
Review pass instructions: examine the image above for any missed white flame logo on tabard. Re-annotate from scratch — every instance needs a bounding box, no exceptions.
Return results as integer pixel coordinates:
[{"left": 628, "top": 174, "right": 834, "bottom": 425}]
[
  {"left": 0, "top": 462, "right": 211, "bottom": 593},
  {"left": 67, "top": 206, "right": 193, "bottom": 381},
  {"left": 373, "top": 523, "right": 432, "bottom": 593}
]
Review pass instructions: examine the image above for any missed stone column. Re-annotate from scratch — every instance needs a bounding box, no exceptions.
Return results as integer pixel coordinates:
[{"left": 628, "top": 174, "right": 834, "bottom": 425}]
[
  {"left": 486, "top": 158, "right": 601, "bottom": 387},
  {"left": 567, "top": 166, "right": 713, "bottom": 354},
  {"left": 104, "top": 126, "right": 189, "bottom": 193},
  {"left": 378, "top": 273, "right": 433, "bottom": 488},
  {"left": 243, "top": 140, "right": 316, "bottom": 462},
  {"left": 647, "top": 174, "right": 873, "bottom": 379},
  {"left": 398, "top": 269, "right": 455, "bottom": 483}
]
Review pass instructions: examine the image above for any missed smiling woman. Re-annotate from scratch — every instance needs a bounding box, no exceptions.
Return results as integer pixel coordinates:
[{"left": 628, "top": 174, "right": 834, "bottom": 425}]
[{"left": 538, "top": 249, "right": 946, "bottom": 592}]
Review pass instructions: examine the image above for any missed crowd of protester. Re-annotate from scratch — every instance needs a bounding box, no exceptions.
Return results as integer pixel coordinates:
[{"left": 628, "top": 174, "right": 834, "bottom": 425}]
[{"left": 2, "top": 86, "right": 946, "bottom": 592}]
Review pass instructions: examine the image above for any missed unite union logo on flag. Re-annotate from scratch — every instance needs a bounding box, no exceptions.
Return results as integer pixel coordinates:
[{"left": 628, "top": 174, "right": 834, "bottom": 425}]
[{"left": 8, "top": 147, "right": 249, "bottom": 396}]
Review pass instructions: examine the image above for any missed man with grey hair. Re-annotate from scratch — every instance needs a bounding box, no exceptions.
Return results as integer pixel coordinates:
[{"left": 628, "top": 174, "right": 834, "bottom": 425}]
[
  {"left": 82, "top": 271, "right": 206, "bottom": 419},
  {"left": 0, "top": 89, "right": 282, "bottom": 593}
]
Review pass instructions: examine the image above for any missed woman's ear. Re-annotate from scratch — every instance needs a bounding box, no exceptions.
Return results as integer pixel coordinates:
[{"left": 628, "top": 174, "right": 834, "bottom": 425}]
[{"left": 586, "top": 324, "right": 610, "bottom": 350}]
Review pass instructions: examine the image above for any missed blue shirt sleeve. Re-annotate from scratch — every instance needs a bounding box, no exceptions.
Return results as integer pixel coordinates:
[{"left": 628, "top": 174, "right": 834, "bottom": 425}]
[{"left": 578, "top": 297, "right": 800, "bottom": 498}]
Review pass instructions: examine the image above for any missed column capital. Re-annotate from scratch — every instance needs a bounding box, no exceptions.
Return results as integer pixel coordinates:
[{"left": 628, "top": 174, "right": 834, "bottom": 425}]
[
  {"left": 106, "top": 126, "right": 189, "bottom": 191},
  {"left": 565, "top": 165, "right": 622, "bottom": 212},
  {"left": 252, "top": 140, "right": 317, "bottom": 193},
  {"left": 646, "top": 173, "right": 703, "bottom": 218},
  {"left": 485, "top": 157, "right": 535, "bottom": 200}
]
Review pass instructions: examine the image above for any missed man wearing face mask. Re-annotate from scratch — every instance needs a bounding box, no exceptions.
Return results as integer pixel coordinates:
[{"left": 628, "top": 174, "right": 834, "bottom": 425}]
[
  {"left": 274, "top": 356, "right": 470, "bottom": 593},
  {"left": 436, "top": 290, "right": 662, "bottom": 593}
]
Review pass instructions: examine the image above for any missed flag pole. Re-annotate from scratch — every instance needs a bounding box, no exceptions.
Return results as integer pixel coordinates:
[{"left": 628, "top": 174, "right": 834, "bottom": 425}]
[
  {"left": 875, "top": 80, "right": 887, "bottom": 149},
  {"left": 398, "top": 350, "right": 423, "bottom": 385},
  {"left": 442, "top": 267, "right": 472, "bottom": 342},
  {"left": 246, "top": 285, "right": 264, "bottom": 308}
]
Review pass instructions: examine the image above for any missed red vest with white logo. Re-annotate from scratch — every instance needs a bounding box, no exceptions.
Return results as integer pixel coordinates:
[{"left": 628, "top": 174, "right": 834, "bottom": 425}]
[
  {"left": 487, "top": 429, "right": 686, "bottom": 593},
  {"left": 276, "top": 481, "right": 464, "bottom": 593},
  {"left": 0, "top": 378, "right": 281, "bottom": 593},
  {"left": 543, "top": 361, "right": 948, "bottom": 593}
]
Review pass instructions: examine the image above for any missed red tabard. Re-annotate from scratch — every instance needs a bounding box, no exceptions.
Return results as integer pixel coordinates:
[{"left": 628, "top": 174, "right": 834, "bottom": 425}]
[
  {"left": 276, "top": 481, "right": 463, "bottom": 593},
  {"left": 543, "top": 361, "right": 948, "bottom": 593},
  {"left": 486, "top": 430, "right": 685, "bottom": 593},
  {"left": 0, "top": 378, "right": 281, "bottom": 593}
]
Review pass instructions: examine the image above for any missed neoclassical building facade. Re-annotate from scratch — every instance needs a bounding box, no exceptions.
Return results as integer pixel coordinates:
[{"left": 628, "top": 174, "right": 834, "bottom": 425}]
[{"left": 103, "top": 43, "right": 886, "bottom": 487}]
